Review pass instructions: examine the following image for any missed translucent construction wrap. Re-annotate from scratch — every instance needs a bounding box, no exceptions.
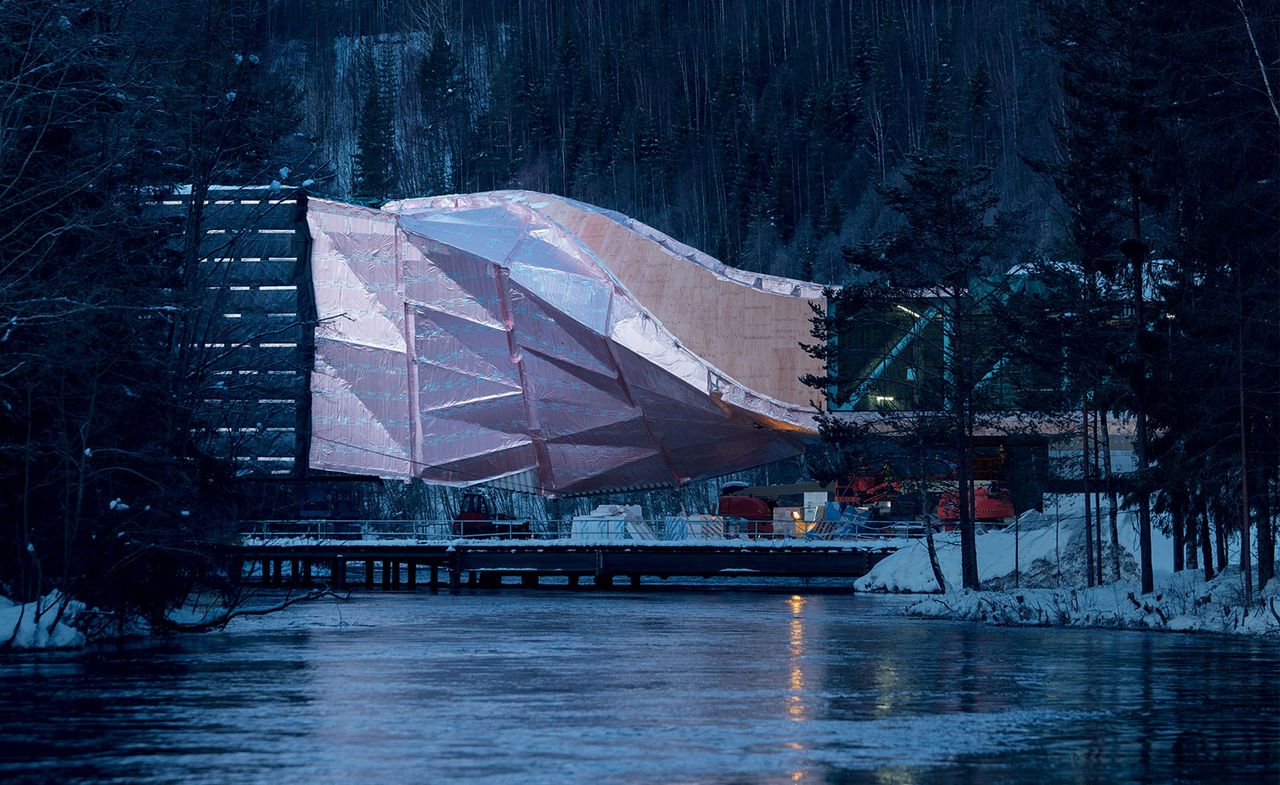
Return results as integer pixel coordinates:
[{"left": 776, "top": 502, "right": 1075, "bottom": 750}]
[{"left": 307, "top": 192, "right": 822, "bottom": 495}]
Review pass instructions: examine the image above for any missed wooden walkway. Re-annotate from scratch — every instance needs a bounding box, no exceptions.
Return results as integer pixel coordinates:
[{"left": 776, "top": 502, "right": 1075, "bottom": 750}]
[{"left": 232, "top": 540, "right": 897, "bottom": 592}]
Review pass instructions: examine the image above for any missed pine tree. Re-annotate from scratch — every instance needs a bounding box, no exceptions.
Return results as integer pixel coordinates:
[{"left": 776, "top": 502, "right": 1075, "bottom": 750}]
[
  {"left": 804, "top": 66, "right": 1023, "bottom": 591},
  {"left": 355, "top": 46, "right": 398, "bottom": 199},
  {"left": 418, "top": 28, "right": 466, "bottom": 194}
]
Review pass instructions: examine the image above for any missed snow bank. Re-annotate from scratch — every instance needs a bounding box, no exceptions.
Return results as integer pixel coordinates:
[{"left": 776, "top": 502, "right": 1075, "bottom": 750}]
[
  {"left": 905, "top": 570, "right": 1280, "bottom": 637},
  {"left": 0, "top": 592, "right": 85, "bottom": 650},
  {"left": 855, "top": 495, "right": 1173, "bottom": 593}
]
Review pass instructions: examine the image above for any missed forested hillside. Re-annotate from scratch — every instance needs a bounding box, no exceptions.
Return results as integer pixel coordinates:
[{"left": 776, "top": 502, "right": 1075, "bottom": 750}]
[
  {"left": 1, "top": 0, "right": 1277, "bottom": 623},
  {"left": 263, "top": 0, "right": 1060, "bottom": 281}
]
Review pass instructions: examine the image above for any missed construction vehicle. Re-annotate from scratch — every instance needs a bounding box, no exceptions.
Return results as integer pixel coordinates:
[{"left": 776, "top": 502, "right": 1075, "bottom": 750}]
[
  {"left": 451, "top": 492, "right": 530, "bottom": 538},
  {"left": 935, "top": 483, "right": 1016, "bottom": 525},
  {"left": 716, "top": 482, "right": 775, "bottom": 537}
]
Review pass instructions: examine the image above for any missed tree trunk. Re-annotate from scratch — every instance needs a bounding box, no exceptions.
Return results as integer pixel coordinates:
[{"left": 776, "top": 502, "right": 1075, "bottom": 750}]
[
  {"left": 1255, "top": 465, "right": 1274, "bottom": 589},
  {"left": 1128, "top": 201, "right": 1154, "bottom": 595},
  {"left": 1172, "top": 497, "right": 1185, "bottom": 573},
  {"left": 1215, "top": 503, "right": 1229, "bottom": 574},
  {"left": 1185, "top": 490, "right": 1199, "bottom": 571},
  {"left": 1101, "top": 410, "right": 1121, "bottom": 580},
  {"left": 1092, "top": 410, "right": 1104, "bottom": 584},
  {"left": 920, "top": 453, "right": 947, "bottom": 593},
  {"left": 1082, "top": 403, "right": 1095, "bottom": 587},
  {"left": 1199, "top": 494, "right": 1214, "bottom": 581},
  {"left": 958, "top": 429, "right": 979, "bottom": 590},
  {"left": 1238, "top": 315, "right": 1252, "bottom": 597}
]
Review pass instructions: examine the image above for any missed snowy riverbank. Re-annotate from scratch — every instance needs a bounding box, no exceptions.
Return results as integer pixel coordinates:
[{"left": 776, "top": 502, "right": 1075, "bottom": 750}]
[
  {"left": 0, "top": 592, "right": 85, "bottom": 650},
  {"left": 906, "top": 570, "right": 1280, "bottom": 636},
  {"left": 855, "top": 494, "right": 1279, "bottom": 636}
]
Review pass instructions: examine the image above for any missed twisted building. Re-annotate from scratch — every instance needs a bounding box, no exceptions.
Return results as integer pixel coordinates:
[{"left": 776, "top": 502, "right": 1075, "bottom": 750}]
[{"left": 299, "top": 191, "right": 823, "bottom": 495}]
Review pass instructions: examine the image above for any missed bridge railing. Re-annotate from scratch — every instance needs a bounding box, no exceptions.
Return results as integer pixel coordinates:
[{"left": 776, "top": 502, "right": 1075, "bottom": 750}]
[{"left": 238, "top": 517, "right": 928, "bottom": 544}]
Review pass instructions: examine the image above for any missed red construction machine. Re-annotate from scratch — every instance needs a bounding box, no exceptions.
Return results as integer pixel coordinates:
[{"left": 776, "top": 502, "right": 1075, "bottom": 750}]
[
  {"left": 451, "top": 492, "right": 530, "bottom": 538},
  {"left": 716, "top": 482, "right": 776, "bottom": 536}
]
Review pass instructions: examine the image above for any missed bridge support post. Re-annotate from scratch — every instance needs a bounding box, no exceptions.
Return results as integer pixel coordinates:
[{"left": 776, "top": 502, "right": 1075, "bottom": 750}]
[
  {"left": 629, "top": 574, "right": 641, "bottom": 588},
  {"left": 468, "top": 571, "right": 478, "bottom": 588},
  {"left": 478, "top": 571, "right": 501, "bottom": 588},
  {"left": 430, "top": 563, "right": 439, "bottom": 593},
  {"left": 448, "top": 552, "right": 461, "bottom": 594},
  {"left": 333, "top": 559, "right": 346, "bottom": 589},
  {"left": 383, "top": 560, "right": 394, "bottom": 589},
  {"left": 596, "top": 573, "right": 613, "bottom": 589},
  {"left": 302, "top": 561, "right": 313, "bottom": 586},
  {"left": 407, "top": 562, "right": 416, "bottom": 589},
  {"left": 520, "top": 574, "right": 538, "bottom": 588},
  {"left": 227, "top": 558, "right": 244, "bottom": 585},
  {"left": 568, "top": 574, "right": 580, "bottom": 589},
  {"left": 290, "top": 560, "right": 300, "bottom": 585},
  {"left": 365, "top": 560, "right": 374, "bottom": 588}
]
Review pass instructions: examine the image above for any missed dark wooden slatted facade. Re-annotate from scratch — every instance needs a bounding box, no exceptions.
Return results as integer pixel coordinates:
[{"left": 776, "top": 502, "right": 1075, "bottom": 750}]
[{"left": 152, "top": 188, "right": 315, "bottom": 478}]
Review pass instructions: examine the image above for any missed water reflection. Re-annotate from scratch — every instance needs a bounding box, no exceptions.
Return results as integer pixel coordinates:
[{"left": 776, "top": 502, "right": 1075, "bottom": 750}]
[
  {"left": 0, "top": 591, "right": 1275, "bottom": 785},
  {"left": 788, "top": 594, "right": 808, "bottom": 723}
]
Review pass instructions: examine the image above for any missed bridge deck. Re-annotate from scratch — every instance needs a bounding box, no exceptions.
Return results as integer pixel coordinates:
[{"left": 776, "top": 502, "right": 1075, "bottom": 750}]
[{"left": 231, "top": 539, "right": 900, "bottom": 590}]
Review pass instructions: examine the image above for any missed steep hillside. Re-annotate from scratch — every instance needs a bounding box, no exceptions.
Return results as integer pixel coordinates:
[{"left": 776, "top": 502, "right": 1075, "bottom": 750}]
[{"left": 262, "top": 0, "right": 1062, "bottom": 282}]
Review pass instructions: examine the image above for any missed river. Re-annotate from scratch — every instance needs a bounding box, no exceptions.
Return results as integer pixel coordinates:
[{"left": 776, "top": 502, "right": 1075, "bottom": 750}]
[{"left": 0, "top": 587, "right": 1276, "bottom": 784}]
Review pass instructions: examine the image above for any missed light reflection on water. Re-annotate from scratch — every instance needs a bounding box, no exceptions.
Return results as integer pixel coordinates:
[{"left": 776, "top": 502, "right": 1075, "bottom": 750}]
[{"left": 0, "top": 589, "right": 1276, "bottom": 785}]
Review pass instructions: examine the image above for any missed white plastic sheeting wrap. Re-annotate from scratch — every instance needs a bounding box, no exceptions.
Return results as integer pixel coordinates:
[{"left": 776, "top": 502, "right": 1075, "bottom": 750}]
[{"left": 306, "top": 193, "right": 816, "bottom": 495}]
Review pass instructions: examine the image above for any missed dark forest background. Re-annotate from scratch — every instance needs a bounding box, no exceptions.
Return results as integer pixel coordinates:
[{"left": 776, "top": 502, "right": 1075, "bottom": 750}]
[
  {"left": 265, "top": 0, "right": 1060, "bottom": 281},
  {"left": 0, "top": 0, "right": 1277, "bottom": 623}
]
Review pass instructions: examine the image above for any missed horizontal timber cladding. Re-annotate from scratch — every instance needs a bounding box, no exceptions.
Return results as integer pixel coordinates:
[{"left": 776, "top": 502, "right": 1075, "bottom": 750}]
[
  {"left": 206, "top": 345, "right": 305, "bottom": 372},
  {"left": 193, "top": 399, "right": 299, "bottom": 428},
  {"left": 208, "top": 318, "right": 306, "bottom": 344},
  {"left": 151, "top": 187, "right": 315, "bottom": 477},
  {"left": 197, "top": 230, "right": 299, "bottom": 259},
  {"left": 198, "top": 260, "right": 300, "bottom": 286}
]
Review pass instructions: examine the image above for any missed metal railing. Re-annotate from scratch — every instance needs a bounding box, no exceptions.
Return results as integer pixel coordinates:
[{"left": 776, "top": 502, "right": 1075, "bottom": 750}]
[{"left": 238, "top": 517, "right": 929, "bottom": 544}]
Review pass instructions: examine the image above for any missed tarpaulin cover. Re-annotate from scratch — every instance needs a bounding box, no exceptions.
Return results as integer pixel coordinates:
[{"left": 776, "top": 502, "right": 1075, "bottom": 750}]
[{"left": 307, "top": 193, "right": 817, "bottom": 495}]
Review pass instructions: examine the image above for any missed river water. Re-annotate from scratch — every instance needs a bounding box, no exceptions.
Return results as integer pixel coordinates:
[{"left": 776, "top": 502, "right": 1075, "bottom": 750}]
[{"left": 0, "top": 587, "right": 1276, "bottom": 784}]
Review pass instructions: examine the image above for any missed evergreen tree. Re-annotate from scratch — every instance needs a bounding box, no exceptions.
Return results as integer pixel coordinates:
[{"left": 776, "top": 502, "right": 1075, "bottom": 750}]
[
  {"left": 418, "top": 28, "right": 467, "bottom": 194},
  {"left": 355, "top": 46, "right": 398, "bottom": 199},
  {"left": 804, "top": 67, "right": 1023, "bottom": 591}
]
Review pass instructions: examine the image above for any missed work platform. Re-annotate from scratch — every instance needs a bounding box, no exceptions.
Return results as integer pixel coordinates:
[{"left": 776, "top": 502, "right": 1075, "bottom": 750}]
[{"left": 232, "top": 539, "right": 898, "bottom": 592}]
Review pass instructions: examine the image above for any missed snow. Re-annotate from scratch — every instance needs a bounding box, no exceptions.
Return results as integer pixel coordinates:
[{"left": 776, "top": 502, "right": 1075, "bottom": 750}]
[
  {"left": 854, "top": 494, "right": 1278, "bottom": 637},
  {"left": 855, "top": 494, "right": 1173, "bottom": 593},
  {"left": 0, "top": 592, "right": 85, "bottom": 650},
  {"left": 905, "top": 571, "right": 1280, "bottom": 637}
]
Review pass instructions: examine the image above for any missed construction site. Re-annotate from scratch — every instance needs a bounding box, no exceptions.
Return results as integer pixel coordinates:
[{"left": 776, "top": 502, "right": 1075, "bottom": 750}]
[{"left": 171, "top": 185, "right": 1080, "bottom": 549}]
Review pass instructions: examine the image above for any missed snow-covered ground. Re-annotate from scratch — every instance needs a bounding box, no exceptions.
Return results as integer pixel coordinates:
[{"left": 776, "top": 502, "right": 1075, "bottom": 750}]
[
  {"left": 0, "top": 592, "right": 85, "bottom": 650},
  {"left": 855, "top": 495, "right": 1174, "bottom": 593},
  {"left": 855, "top": 494, "right": 1280, "bottom": 636},
  {"left": 905, "top": 569, "right": 1280, "bottom": 636}
]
